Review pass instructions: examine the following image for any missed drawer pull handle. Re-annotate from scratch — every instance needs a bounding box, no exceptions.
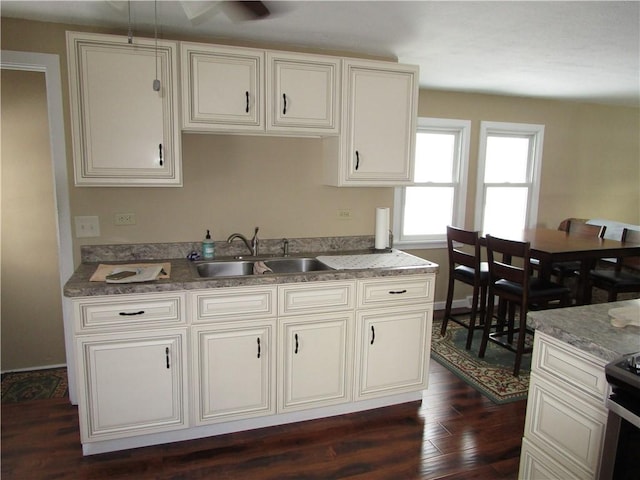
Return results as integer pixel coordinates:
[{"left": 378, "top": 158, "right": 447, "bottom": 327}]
[
  {"left": 370, "top": 325, "right": 375, "bottom": 345},
  {"left": 389, "top": 290, "right": 407, "bottom": 295},
  {"left": 295, "top": 333, "right": 299, "bottom": 354},
  {"left": 355, "top": 150, "right": 360, "bottom": 170},
  {"left": 165, "top": 347, "right": 170, "bottom": 369},
  {"left": 119, "top": 310, "right": 145, "bottom": 316},
  {"left": 245, "top": 91, "right": 250, "bottom": 113},
  {"left": 257, "top": 337, "right": 261, "bottom": 359},
  {"left": 282, "top": 93, "right": 287, "bottom": 115},
  {"left": 158, "top": 143, "right": 163, "bottom": 166}
]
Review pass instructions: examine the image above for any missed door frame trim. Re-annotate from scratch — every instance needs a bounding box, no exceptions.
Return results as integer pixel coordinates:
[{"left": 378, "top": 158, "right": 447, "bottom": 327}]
[{"left": 1, "top": 50, "right": 76, "bottom": 404}]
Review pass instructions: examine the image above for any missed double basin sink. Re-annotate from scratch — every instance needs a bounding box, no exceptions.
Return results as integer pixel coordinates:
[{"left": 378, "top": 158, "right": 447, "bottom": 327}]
[{"left": 194, "top": 257, "right": 333, "bottom": 278}]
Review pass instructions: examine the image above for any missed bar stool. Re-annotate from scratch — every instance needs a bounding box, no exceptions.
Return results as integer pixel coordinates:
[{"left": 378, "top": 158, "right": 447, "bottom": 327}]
[
  {"left": 441, "top": 226, "right": 489, "bottom": 350},
  {"left": 479, "top": 234, "right": 572, "bottom": 376}
]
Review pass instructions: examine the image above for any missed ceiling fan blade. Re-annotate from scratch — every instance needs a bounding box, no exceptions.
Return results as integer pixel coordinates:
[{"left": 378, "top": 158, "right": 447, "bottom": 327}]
[{"left": 236, "top": 1, "right": 270, "bottom": 19}]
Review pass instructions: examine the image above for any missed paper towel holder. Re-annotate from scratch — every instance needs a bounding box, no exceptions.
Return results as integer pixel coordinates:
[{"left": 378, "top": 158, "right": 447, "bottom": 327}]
[{"left": 371, "top": 230, "right": 393, "bottom": 253}]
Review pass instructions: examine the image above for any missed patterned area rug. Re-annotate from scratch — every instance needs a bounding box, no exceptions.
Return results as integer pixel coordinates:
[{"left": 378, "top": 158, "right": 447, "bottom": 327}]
[
  {"left": 431, "top": 318, "right": 530, "bottom": 404},
  {"left": 1, "top": 367, "right": 68, "bottom": 403}
]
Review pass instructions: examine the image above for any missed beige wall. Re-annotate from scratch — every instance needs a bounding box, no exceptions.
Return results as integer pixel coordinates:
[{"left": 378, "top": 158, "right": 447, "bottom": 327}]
[
  {"left": 1, "top": 69, "right": 66, "bottom": 370},
  {"left": 2, "top": 17, "right": 639, "bottom": 367}
]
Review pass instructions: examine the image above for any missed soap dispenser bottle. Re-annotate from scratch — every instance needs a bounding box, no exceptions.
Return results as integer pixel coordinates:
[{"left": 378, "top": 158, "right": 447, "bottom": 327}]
[{"left": 202, "top": 230, "right": 215, "bottom": 259}]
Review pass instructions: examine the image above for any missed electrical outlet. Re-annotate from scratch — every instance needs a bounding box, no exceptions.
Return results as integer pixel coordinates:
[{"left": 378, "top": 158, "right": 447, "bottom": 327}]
[
  {"left": 114, "top": 213, "right": 136, "bottom": 225},
  {"left": 75, "top": 216, "right": 100, "bottom": 238},
  {"left": 337, "top": 209, "right": 353, "bottom": 220}
]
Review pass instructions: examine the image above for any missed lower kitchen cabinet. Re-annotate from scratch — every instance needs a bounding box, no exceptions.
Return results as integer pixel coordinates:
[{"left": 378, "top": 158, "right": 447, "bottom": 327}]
[
  {"left": 518, "top": 331, "right": 608, "bottom": 479},
  {"left": 76, "top": 328, "right": 188, "bottom": 443},
  {"left": 355, "top": 305, "right": 432, "bottom": 400},
  {"left": 192, "top": 320, "right": 276, "bottom": 425},
  {"left": 278, "top": 312, "right": 354, "bottom": 412}
]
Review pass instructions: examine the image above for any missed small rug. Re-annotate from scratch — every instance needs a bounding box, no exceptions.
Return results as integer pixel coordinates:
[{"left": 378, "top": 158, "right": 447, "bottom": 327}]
[
  {"left": 1, "top": 367, "right": 68, "bottom": 403},
  {"left": 431, "top": 318, "right": 530, "bottom": 404}
]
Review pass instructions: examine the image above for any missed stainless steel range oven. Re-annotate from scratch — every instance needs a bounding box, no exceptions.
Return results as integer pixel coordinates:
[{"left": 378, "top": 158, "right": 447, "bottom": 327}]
[{"left": 599, "top": 353, "right": 640, "bottom": 480}]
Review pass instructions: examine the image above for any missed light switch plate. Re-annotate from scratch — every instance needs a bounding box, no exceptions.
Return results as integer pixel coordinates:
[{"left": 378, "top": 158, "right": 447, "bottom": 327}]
[{"left": 75, "top": 216, "right": 100, "bottom": 238}]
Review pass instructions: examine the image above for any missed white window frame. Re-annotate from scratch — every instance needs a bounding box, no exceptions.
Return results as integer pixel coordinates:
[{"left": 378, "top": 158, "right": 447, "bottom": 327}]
[
  {"left": 474, "top": 121, "right": 545, "bottom": 233},
  {"left": 393, "top": 117, "right": 471, "bottom": 249}
]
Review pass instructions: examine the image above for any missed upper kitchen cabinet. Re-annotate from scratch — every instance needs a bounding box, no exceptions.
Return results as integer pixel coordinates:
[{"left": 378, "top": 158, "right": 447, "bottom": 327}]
[
  {"left": 181, "top": 42, "right": 264, "bottom": 132},
  {"left": 323, "top": 59, "right": 419, "bottom": 186},
  {"left": 265, "top": 51, "right": 340, "bottom": 135},
  {"left": 66, "top": 32, "right": 181, "bottom": 187}
]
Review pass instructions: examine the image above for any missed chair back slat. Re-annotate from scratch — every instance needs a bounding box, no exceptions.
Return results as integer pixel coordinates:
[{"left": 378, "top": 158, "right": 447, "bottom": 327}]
[
  {"left": 620, "top": 228, "right": 640, "bottom": 270},
  {"left": 486, "top": 235, "right": 531, "bottom": 291},
  {"left": 566, "top": 220, "right": 606, "bottom": 238},
  {"left": 447, "top": 226, "right": 481, "bottom": 270}
]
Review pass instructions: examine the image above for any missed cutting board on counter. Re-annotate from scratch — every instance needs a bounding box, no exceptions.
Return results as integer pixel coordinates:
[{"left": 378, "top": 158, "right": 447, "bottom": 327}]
[{"left": 316, "top": 251, "right": 432, "bottom": 270}]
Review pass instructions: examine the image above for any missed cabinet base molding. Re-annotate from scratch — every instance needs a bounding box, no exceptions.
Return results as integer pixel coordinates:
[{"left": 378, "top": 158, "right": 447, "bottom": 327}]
[{"left": 81, "top": 390, "right": 422, "bottom": 455}]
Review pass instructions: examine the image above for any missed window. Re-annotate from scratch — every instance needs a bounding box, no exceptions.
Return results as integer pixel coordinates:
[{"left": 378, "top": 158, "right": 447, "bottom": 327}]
[
  {"left": 394, "top": 117, "right": 470, "bottom": 248},
  {"left": 475, "top": 121, "right": 544, "bottom": 235}
]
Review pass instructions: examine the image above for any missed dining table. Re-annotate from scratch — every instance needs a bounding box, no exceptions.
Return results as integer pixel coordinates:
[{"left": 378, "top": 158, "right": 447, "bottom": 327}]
[{"left": 482, "top": 228, "right": 640, "bottom": 305}]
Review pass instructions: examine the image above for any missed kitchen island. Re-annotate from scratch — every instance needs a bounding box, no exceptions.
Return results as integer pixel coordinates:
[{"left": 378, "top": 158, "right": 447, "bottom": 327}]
[
  {"left": 64, "top": 238, "right": 438, "bottom": 455},
  {"left": 519, "top": 299, "right": 640, "bottom": 479}
]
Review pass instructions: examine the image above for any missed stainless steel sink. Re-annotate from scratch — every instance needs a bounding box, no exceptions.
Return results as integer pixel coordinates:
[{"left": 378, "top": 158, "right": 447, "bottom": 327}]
[
  {"left": 196, "top": 261, "right": 254, "bottom": 277},
  {"left": 263, "top": 257, "right": 332, "bottom": 273},
  {"left": 194, "top": 257, "right": 333, "bottom": 278}
]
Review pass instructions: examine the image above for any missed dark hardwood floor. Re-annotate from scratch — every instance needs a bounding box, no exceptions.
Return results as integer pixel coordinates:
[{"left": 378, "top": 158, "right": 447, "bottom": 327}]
[{"left": 1, "top": 360, "right": 527, "bottom": 480}]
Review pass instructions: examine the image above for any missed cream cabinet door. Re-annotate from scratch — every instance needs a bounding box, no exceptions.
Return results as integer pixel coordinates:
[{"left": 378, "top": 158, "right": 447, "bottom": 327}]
[
  {"left": 278, "top": 312, "right": 353, "bottom": 412},
  {"left": 324, "top": 59, "right": 418, "bottom": 186},
  {"left": 355, "top": 306, "right": 431, "bottom": 400},
  {"left": 76, "top": 329, "right": 188, "bottom": 442},
  {"left": 192, "top": 321, "right": 276, "bottom": 425},
  {"left": 66, "top": 32, "right": 181, "bottom": 186},
  {"left": 181, "top": 42, "right": 264, "bottom": 131},
  {"left": 266, "top": 51, "right": 340, "bottom": 134}
]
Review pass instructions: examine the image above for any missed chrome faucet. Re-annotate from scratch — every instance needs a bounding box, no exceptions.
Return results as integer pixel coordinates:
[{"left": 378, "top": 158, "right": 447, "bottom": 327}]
[{"left": 227, "top": 227, "right": 259, "bottom": 256}]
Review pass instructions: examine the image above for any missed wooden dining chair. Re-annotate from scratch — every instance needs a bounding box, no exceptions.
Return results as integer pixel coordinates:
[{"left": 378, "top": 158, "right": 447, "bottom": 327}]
[
  {"left": 588, "top": 228, "right": 640, "bottom": 302},
  {"left": 551, "top": 220, "right": 606, "bottom": 285},
  {"left": 440, "top": 226, "right": 489, "bottom": 350},
  {"left": 479, "top": 235, "right": 572, "bottom": 376}
]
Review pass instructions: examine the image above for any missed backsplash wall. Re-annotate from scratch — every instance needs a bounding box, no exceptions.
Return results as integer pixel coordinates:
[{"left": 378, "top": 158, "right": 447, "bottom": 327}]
[{"left": 70, "top": 133, "right": 393, "bottom": 265}]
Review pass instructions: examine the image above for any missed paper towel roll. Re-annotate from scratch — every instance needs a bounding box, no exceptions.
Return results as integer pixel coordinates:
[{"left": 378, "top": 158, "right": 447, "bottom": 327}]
[{"left": 375, "top": 207, "right": 390, "bottom": 249}]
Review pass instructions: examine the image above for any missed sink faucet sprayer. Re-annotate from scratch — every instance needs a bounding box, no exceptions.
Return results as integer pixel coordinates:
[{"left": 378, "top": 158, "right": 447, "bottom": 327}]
[{"left": 227, "top": 227, "right": 259, "bottom": 256}]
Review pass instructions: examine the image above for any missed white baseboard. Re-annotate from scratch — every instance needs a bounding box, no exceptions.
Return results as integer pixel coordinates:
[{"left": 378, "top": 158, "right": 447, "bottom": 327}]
[
  {"left": 434, "top": 298, "right": 469, "bottom": 311},
  {"left": 1, "top": 363, "right": 67, "bottom": 375}
]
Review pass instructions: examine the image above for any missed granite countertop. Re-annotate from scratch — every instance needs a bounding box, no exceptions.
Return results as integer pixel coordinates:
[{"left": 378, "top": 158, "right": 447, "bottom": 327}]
[
  {"left": 64, "top": 242, "right": 439, "bottom": 298},
  {"left": 527, "top": 299, "right": 640, "bottom": 362}
]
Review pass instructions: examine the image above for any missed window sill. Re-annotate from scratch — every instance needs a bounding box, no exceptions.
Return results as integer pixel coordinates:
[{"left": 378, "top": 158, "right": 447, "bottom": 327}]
[{"left": 394, "top": 239, "right": 447, "bottom": 250}]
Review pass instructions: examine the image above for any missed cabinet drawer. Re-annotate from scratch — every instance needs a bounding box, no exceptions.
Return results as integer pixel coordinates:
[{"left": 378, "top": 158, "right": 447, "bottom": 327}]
[
  {"left": 519, "top": 437, "right": 586, "bottom": 480},
  {"left": 524, "top": 373, "right": 607, "bottom": 477},
  {"left": 191, "top": 286, "right": 277, "bottom": 323},
  {"left": 357, "top": 275, "right": 434, "bottom": 308},
  {"left": 533, "top": 332, "right": 608, "bottom": 405},
  {"left": 278, "top": 281, "right": 355, "bottom": 316},
  {"left": 74, "top": 293, "right": 185, "bottom": 333}
]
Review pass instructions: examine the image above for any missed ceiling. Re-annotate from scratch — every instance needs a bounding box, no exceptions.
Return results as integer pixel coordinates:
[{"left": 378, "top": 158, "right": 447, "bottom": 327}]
[{"left": 2, "top": 1, "right": 639, "bottom": 106}]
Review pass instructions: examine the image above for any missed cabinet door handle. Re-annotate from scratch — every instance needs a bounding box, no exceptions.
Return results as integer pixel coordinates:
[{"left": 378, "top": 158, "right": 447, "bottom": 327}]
[
  {"left": 282, "top": 93, "right": 287, "bottom": 115},
  {"left": 257, "top": 337, "right": 261, "bottom": 359},
  {"left": 355, "top": 150, "right": 360, "bottom": 170},
  {"left": 119, "top": 310, "right": 145, "bottom": 316},
  {"left": 370, "top": 325, "right": 375, "bottom": 345},
  {"left": 158, "top": 143, "right": 163, "bottom": 166},
  {"left": 294, "top": 333, "right": 299, "bottom": 354},
  {"left": 389, "top": 289, "right": 407, "bottom": 295},
  {"left": 165, "top": 347, "right": 170, "bottom": 369},
  {"left": 245, "top": 91, "right": 250, "bottom": 113}
]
